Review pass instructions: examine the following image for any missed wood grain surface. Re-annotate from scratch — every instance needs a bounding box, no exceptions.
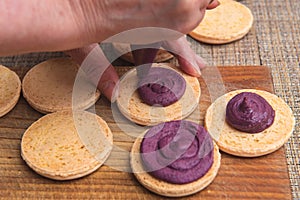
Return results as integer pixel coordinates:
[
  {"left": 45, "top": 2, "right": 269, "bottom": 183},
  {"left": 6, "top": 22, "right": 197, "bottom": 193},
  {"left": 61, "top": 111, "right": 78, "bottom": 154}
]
[{"left": 0, "top": 66, "right": 291, "bottom": 199}]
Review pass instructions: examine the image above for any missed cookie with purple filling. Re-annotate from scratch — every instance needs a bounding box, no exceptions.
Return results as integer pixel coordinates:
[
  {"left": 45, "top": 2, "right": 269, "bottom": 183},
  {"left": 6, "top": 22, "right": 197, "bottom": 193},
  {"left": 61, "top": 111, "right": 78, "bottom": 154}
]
[
  {"left": 130, "top": 120, "right": 221, "bottom": 197},
  {"left": 137, "top": 67, "right": 186, "bottom": 107},
  {"left": 205, "top": 89, "right": 295, "bottom": 157},
  {"left": 116, "top": 63, "right": 201, "bottom": 126}
]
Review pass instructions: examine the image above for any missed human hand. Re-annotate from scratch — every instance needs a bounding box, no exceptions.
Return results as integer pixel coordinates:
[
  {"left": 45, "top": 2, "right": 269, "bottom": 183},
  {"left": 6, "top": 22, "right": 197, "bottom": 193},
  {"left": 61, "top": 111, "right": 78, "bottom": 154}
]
[
  {"left": 162, "top": 36, "right": 206, "bottom": 77},
  {"left": 65, "top": 44, "right": 118, "bottom": 102},
  {"left": 1, "top": 0, "right": 218, "bottom": 56},
  {"left": 64, "top": 0, "right": 219, "bottom": 102},
  {"left": 80, "top": 0, "right": 220, "bottom": 45},
  {"left": 65, "top": 35, "right": 206, "bottom": 102},
  {"left": 130, "top": 36, "right": 206, "bottom": 77}
]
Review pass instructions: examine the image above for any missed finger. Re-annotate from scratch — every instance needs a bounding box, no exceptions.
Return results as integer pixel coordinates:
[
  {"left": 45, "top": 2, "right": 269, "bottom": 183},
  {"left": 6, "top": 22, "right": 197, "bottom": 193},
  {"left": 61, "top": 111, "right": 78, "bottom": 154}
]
[
  {"left": 97, "top": 65, "right": 119, "bottom": 102},
  {"left": 162, "top": 36, "right": 206, "bottom": 77},
  {"left": 207, "top": 0, "right": 220, "bottom": 9},
  {"left": 177, "top": 53, "right": 207, "bottom": 77},
  {"left": 131, "top": 43, "right": 161, "bottom": 78},
  {"left": 65, "top": 43, "right": 119, "bottom": 102}
]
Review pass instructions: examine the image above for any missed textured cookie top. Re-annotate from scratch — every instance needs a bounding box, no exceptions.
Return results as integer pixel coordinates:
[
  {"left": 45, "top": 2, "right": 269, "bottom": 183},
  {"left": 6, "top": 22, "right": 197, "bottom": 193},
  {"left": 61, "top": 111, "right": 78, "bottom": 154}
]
[
  {"left": 21, "top": 111, "right": 113, "bottom": 180},
  {"left": 0, "top": 65, "right": 21, "bottom": 117},
  {"left": 22, "top": 58, "right": 100, "bottom": 113},
  {"left": 205, "top": 89, "right": 295, "bottom": 157},
  {"left": 189, "top": 0, "right": 253, "bottom": 44}
]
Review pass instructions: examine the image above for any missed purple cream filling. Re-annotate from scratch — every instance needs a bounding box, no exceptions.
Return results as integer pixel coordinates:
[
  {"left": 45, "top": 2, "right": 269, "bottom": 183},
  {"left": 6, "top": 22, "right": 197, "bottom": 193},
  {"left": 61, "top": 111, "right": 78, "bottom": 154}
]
[
  {"left": 137, "top": 67, "right": 186, "bottom": 107},
  {"left": 226, "top": 92, "right": 275, "bottom": 133},
  {"left": 140, "top": 120, "right": 214, "bottom": 184}
]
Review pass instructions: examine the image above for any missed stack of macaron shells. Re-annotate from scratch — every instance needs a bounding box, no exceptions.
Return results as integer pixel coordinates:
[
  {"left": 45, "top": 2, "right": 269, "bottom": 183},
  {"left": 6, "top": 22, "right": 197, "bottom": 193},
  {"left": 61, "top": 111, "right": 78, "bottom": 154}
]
[
  {"left": 20, "top": 58, "right": 113, "bottom": 180},
  {"left": 0, "top": 65, "right": 21, "bottom": 118}
]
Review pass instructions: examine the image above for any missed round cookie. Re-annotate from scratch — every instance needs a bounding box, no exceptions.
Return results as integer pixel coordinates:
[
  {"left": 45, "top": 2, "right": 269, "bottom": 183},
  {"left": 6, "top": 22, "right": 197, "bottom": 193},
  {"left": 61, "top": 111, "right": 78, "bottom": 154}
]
[
  {"left": 0, "top": 65, "right": 21, "bottom": 117},
  {"left": 189, "top": 0, "right": 253, "bottom": 44},
  {"left": 112, "top": 43, "right": 173, "bottom": 63},
  {"left": 205, "top": 89, "right": 295, "bottom": 157},
  {"left": 116, "top": 63, "right": 201, "bottom": 126},
  {"left": 21, "top": 111, "right": 113, "bottom": 180},
  {"left": 130, "top": 131, "right": 221, "bottom": 197},
  {"left": 22, "top": 58, "right": 100, "bottom": 114}
]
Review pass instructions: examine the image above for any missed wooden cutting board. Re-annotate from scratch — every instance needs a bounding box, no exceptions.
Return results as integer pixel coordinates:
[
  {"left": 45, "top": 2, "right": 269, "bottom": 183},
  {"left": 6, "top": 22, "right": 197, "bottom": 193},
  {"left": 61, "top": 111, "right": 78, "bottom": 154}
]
[{"left": 0, "top": 66, "right": 292, "bottom": 199}]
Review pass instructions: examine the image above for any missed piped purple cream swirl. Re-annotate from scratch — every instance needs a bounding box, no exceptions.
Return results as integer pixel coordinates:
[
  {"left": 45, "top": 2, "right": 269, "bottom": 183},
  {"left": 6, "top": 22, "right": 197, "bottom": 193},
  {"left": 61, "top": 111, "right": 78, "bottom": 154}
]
[
  {"left": 137, "top": 67, "right": 186, "bottom": 107},
  {"left": 140, "top": 120, "right": 214, "bottom": 184},
  {"left": 226, "top": 92, "right": 275, "bottom": 133}
]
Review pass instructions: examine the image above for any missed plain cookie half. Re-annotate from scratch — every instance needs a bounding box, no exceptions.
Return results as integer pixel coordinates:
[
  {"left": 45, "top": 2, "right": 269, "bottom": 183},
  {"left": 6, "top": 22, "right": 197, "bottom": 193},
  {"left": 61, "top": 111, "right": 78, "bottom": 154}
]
[
  {"left": 22, "top": 58, "right": 100, "bottom": 114},
  {"left": 189, "top": 0, "right": 253, "bottom": 44},
  {"left": 0, "top": 65, "right": 21, "bottom": 117},
  {"left": 21, "top": 111, "right": 113, "bottom": 180}
]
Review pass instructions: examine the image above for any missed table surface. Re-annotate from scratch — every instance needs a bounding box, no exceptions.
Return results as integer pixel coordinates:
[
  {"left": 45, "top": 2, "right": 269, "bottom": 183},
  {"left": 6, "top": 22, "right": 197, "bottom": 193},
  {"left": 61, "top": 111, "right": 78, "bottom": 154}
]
[
  {"left": 0, "top": 65, "right": 292, "bottom": 199},
  {"left": 0, "top": 0, "right": 299, "bottom": 199}
]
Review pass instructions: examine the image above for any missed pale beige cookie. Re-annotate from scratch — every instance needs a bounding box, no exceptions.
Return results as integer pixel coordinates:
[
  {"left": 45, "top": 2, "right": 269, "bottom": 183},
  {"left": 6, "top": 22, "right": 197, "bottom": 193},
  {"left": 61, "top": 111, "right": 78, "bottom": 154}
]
[
  {"left": 22, "top": 58, "right": 100, "bottom": 114},
  {"left": 112, "top": 43, "right": 173, "bottom": 63},
  {"left": 205, "top": 89, "right": 295, "bottom": 157},
  {"left": 0, "top": 65, "right": 21, "bottom": 117},
  {"left": 21, "top": 111, "right": 113, "bottom": 180},
  {"left": 116, "top": 63, "right": 201, "bottom": 126},
  {"left": 189, "top": 0, "right": 254, "bottom": 44},
  {"left": 130, "top": 132, "right": 221, "bottom": 197}
]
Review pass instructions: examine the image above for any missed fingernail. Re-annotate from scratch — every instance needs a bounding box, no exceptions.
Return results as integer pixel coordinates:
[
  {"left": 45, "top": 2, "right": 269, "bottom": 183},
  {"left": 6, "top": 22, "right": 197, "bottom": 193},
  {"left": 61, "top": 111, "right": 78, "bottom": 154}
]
[{"left": 191, "top": 61, "right": 202, "bottom": 76}]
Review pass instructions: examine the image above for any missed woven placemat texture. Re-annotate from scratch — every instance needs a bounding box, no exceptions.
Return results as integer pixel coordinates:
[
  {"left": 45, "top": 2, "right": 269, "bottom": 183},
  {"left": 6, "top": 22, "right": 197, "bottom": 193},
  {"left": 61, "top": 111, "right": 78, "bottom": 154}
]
[
  {"left": 253, "top": 1, "right": 299, "bottom": 199},
  {"left": 0, "top": 0, "right": 299, "bottom": 199}
]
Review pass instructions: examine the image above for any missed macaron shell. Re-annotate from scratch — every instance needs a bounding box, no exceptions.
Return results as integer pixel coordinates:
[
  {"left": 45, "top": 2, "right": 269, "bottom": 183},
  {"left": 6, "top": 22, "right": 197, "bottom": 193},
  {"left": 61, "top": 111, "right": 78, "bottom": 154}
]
[
  {"left": 0, "top": 65, "right": 21, "bottom": 117},
  {"left": 22, "top": 58, "right": 100, "bottom": 114},
  {"left": 130, "top": 131, "right": 221, "bottom": 197},
  {"left": 189, "top": 0, "right": 253, "bottom": 44},
  {"left": 205, "top": 89, "right": 295, "bottom": 157},
  {"left": 21, "top": 111, "right": 113, "bottom": 180},
  {"left": 116, "top": 63, "right": 201, "bottom": 126}
]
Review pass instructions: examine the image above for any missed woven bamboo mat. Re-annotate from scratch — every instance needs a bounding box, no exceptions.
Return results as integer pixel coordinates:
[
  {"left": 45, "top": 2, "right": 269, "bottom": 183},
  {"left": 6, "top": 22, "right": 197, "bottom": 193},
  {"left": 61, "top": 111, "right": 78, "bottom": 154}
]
[{"left": 0, "top": 0, "right": 299, "bottom": 199}]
